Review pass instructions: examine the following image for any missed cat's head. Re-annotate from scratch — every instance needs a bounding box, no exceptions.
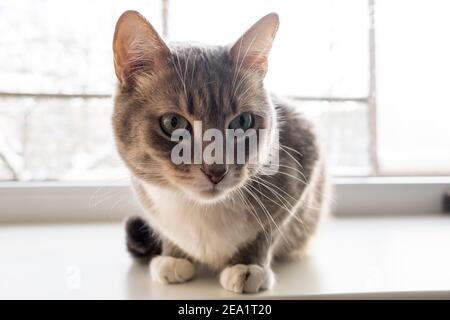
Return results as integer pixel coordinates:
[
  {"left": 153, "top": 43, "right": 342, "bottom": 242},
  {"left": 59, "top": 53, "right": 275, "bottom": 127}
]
[{"left": 112, "top": 11, "right": 279, "bottom": 203}]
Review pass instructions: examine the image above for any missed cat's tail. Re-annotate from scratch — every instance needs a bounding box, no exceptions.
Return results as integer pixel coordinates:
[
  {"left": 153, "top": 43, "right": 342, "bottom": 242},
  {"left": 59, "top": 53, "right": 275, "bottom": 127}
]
[{"left": 125, "top": 216, "right": 161, "bottom": 263}]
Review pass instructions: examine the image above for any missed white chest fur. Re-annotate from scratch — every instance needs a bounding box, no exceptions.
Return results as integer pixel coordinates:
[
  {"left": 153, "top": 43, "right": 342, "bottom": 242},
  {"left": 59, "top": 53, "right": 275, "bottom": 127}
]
[{"left": 140, "top": 183, "right": 257, "bottom": 269}]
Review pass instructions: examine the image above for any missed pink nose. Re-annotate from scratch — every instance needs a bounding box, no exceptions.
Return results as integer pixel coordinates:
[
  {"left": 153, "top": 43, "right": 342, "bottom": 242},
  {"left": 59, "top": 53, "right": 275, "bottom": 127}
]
[{"left": 201, "top": 166, "right": 228, "bottom": 184}]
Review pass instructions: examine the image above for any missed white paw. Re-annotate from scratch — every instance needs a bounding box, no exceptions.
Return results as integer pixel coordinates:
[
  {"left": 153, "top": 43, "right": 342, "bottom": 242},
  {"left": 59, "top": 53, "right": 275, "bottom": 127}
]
[
  {"left": 150, "top": 256, "right": 195, "bottom": 284},
  {"left": 219, "top": 264, "right": 274, "bottom": 294}
]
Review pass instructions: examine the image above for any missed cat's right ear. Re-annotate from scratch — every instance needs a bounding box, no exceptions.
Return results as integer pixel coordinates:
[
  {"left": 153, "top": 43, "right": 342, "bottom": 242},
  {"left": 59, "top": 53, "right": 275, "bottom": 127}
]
[{"left": 113, "top": 10, "right": 170, "bottom": 86}]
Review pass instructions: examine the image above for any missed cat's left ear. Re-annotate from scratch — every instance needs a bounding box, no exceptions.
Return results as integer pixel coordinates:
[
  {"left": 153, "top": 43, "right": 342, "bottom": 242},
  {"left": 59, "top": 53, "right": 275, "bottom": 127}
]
[{"left": 229, "top": 13, "right": 279, "bottom": 76}]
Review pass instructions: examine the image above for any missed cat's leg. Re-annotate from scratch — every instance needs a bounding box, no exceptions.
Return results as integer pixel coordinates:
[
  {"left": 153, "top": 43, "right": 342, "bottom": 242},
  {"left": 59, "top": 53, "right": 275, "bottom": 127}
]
[
  {"left": 150, "top": 240, "right": 196, "bottom": 284},
  {"left": 125, "top": 216, "right": 161, "bottom": 263},
  {"left": 272, "top": 167, "right": 328, "bottom": 261},
  {"left": 219, "top": 233, "right": 274, "bottom": 294},
  {"left": 271, "top": 205, "right": 318, "bottom": 261},
  {"left": 126, "top": 216, "right": 195, "bottom": 284},
  {"left": 220, "top": 264, "right": 274, "bottom": 294}
]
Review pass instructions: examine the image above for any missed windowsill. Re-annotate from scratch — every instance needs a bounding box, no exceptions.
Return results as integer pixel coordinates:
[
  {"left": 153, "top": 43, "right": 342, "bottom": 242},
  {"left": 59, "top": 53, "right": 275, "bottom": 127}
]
[
  {"left": 1, "top": 176, "right": 449, "bottom": 223},
  {"left": 1, "top": 215, "right": 450, "bottom": 299}
]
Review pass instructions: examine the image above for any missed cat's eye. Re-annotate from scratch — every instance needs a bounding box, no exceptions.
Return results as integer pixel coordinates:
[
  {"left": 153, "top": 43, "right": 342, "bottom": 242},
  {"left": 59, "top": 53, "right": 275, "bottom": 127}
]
[
  {"left": 228, "top": 112, "right": 254, "bottom": 131},
  {"left": 160, "top": 113, "right": 190, "bottom": 136}
]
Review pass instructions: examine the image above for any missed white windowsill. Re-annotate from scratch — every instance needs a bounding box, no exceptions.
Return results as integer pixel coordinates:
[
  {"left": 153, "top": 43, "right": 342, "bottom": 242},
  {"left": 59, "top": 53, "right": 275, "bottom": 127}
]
[
  {"left": 1, "top": 215, "right": 450, "bottom": 299},
  {"left": 0, "top": 176, "right": 449, "bottom": 222}
]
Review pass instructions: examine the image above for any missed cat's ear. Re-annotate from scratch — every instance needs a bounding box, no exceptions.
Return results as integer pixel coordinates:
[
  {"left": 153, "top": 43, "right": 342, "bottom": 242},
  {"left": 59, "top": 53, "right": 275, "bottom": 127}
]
[
  {"left": 229, "top": 13, "right": 279, "bottom": 75},
  {"left": 113, "top": 10, "right": 170, "bottom": 86}
]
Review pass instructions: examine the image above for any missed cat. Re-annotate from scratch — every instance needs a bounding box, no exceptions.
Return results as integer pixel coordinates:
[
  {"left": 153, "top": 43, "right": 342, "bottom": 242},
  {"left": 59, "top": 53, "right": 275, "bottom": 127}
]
[{"left": 112, "top": 10, "right": 328, "bottom": 294}]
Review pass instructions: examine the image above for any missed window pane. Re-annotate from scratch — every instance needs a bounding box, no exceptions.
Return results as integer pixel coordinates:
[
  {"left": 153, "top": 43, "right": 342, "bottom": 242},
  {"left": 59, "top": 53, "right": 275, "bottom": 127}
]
[
  {"left": 296, "top": 101, "right": 371, "bottom": 176},
  {"left": 0, "top": 97, "right": 125, "bottom": 181},
  {"left": 376, "top": 0, "right": 450, "bottom": 174},
  {"left": 168, "top": 0, "right": 369, "bottom": 98},
  {"left": 0, "top": 0, "right": 162, "bottom": 95}
]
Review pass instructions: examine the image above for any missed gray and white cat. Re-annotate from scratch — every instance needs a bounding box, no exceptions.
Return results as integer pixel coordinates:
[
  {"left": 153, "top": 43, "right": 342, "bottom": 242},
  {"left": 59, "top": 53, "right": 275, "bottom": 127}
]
[{"left": 112, "top": 11, "right": 328, "bottom": 294}]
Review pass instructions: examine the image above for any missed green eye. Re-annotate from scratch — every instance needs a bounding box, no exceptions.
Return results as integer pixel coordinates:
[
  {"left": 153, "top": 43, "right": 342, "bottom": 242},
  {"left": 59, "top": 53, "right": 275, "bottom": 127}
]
[
  {"left": 229, "top": 112, "right": 254, "bottom": 131},
  {"left": 160, "top": 113, "right": 190, "bottom": 136}
]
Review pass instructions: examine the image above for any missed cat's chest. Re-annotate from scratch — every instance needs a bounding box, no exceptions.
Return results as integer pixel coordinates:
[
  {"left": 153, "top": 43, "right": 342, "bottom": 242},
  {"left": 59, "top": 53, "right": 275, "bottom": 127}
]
[{"left": 141, "top": 184, "right": 256, "bottom": 269}]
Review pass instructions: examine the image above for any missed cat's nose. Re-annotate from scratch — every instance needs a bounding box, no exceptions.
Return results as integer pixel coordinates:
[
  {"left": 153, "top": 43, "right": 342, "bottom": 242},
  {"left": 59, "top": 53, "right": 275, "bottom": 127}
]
[{"left": 201, "top": 165, "right": 228, "bottom": 185}]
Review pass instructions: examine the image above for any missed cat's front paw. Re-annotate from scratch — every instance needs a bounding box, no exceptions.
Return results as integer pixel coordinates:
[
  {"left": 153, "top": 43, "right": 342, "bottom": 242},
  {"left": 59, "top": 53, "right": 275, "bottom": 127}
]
[
  {"left": 219, "top": 264, "right": 274, "bottom": 294},
  {"left": 150, "top": 256, "right": 195, "bottom": 284}
]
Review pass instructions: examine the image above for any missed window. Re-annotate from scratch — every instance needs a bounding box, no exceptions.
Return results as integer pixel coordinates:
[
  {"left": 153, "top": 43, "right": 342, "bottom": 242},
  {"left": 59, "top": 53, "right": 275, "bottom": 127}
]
[
  {"left": 0, "top": 0, "right": 449, "bottom": 182},
  {"left": 376, "top": 0, "right": 450, "bottom": 175}
]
